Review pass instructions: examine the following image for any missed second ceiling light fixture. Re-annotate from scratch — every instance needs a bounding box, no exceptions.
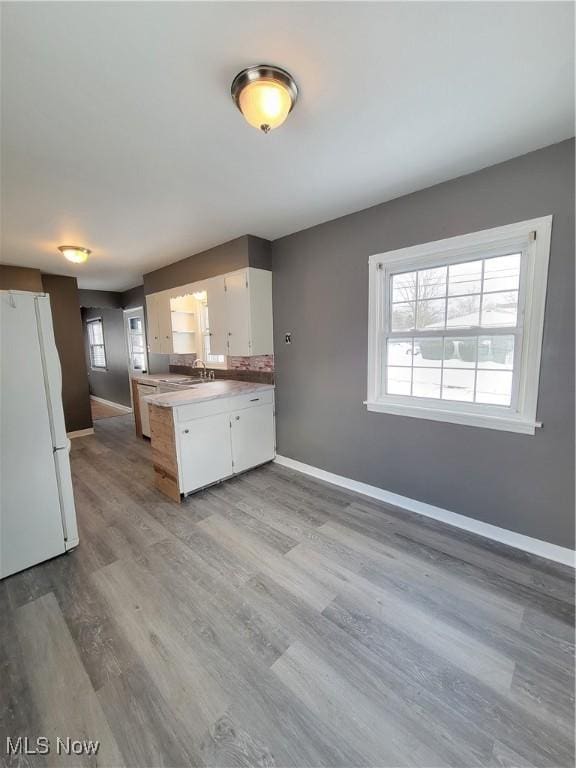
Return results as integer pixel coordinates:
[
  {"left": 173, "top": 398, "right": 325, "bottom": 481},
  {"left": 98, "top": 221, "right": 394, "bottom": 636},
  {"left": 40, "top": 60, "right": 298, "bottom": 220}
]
[{"left": 231, "top": 65, "right": 298, "bottom": 133}]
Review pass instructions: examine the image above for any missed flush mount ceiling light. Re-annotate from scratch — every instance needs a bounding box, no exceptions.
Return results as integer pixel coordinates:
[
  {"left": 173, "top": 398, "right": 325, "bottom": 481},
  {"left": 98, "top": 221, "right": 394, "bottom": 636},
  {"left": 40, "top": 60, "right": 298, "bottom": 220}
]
[
  {"left": 58, "top": 245, "right": 91, "bottom": 264},
  {"left": 231, "top": 65, "right": 298, "bottom": 133}
]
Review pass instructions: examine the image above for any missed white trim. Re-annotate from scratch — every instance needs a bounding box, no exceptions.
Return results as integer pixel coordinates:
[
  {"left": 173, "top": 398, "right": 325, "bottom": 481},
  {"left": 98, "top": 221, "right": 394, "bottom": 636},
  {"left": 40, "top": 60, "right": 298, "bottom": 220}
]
[
  {"left": 365, "top": 400, "right": 541, "bottom": 434},
  {"left": 367, "top": 216, "right": 553, "bottom": 434},
  {"left": 274, "top": 455, "right": 575, "bottom": 568},
  {"left": 90, "top": 395, "right": 133, "bottom": 414},
  {"left": 67, "top": 428, "right": 95, "bottom": 438}
]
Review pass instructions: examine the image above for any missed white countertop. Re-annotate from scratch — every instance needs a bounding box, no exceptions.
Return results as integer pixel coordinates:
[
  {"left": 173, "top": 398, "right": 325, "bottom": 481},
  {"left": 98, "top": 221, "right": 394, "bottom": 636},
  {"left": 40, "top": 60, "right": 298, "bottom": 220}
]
[
  {"left": 143, "top": 380, "right": 274, "bottom": 408},
  {"left": 132, "top": 373, "right": 194, "bottom": 385}
]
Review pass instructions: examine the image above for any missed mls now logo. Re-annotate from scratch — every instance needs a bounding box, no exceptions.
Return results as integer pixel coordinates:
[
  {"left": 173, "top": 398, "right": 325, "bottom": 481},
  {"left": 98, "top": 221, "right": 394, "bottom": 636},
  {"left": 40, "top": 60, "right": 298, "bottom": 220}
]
[{"left": 6, "top": 737, "right": 100, "bottom": 756}]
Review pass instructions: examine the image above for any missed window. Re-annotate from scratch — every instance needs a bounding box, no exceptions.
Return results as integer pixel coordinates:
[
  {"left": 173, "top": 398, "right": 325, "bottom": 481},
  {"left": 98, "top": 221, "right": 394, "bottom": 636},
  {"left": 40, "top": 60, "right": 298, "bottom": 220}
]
[
  {"left": 126, "top": 314, "right": 147, "bottom": 372},
  {"left": 366, "top": 216, "right": 552, "bottom": 434},
  {"left": 198, "top": 301, "right": 226, "bottom": 367},
  {"left": 87, "top": 318, "right": 107, "bottom": 369}
]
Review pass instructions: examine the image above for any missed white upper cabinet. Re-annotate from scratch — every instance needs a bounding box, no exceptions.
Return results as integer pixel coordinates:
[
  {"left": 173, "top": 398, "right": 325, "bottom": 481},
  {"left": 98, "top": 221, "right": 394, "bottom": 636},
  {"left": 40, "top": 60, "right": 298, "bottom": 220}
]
[
  {"left": 205, "top": 276, "right": 227, "bottom": 356},
  {"left": 146, "top": 291, "right": 174, "bottom": 355},
  {"left": 145, "top": 268, "right": 273, "bottom": 359},
  {"left": 224, "top": 268, "right": 273, "bottom": 356},
  {"left": 224, "top": 271, "right": 252, "bottom": 356}
]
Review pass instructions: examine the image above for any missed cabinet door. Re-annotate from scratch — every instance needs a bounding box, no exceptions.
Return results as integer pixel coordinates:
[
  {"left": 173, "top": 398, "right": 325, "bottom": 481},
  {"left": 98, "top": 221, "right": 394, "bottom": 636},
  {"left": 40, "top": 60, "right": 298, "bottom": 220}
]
[
  {"left": 178, "top": 413, "right": 233, "bottom": 493},
  {"left": 205, "top": 276, "right": 227, "bottom": 356},
  {"left": 157, "top": 291, "right": 174, "bottom": 354},
  {"left": 248, "top": 269, "right": 273, "bottom": 355},
  {"left": 146, "top": 294, "right": 161, "bottom": 354},
  {"left": 224, "top": 271, "right": 251, "bottom": 356},
  {"left": 230, "top": 403, "right": 275, "bottom": 474}
]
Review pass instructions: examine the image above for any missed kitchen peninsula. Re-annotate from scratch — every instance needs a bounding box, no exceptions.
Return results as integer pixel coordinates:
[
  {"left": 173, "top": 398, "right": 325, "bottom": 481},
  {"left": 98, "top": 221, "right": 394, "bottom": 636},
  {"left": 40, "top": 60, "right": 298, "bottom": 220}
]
[{"left": 143, "top": 379, "right": 275, "bottom": 502}]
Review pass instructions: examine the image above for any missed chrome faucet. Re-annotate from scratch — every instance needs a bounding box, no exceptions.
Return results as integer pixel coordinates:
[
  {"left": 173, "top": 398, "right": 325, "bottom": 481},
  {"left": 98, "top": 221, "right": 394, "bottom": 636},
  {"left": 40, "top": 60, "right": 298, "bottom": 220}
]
[{"left": 192, "top": 359, "right": 207, "bottom": 378}]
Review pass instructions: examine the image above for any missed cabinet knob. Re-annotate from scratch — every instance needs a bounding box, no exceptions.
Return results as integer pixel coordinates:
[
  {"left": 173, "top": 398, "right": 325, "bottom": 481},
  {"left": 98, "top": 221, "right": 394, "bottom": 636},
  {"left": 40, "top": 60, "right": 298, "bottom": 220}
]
[
  {"left": 228, "top": 332, "right": 232, "bottom": 336},
  {"left": 183, "top": 429, "right": 189, "bottom": 434},
  {"left": 235, "top": 415, "right": 240, "bottom": 421}
]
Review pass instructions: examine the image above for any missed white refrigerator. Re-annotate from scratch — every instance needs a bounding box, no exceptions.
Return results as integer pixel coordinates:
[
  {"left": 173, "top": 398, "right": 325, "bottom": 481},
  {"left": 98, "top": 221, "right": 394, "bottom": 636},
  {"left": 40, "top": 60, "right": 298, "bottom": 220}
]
[{"left": 0, "top": 290, "right": 79, "bottom": 579}]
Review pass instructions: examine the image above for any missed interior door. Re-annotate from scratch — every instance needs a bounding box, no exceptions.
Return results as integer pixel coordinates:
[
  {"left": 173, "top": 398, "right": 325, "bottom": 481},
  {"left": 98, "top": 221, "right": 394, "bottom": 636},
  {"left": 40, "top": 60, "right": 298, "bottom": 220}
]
[
  {"left": 224, "top": 271, "right": 251, "bottom": 356},
  {"left": 205, "top": 276, "right": 227, "bottom": 356},
  {"left": 230, "top": 403, "right": 275, "bottom": 474},
  {"left": 124, "top": 307, "right": 148, "bottom": 375},
  {"left": 178, "top": 413, "right": 233, "bottom": 493}
]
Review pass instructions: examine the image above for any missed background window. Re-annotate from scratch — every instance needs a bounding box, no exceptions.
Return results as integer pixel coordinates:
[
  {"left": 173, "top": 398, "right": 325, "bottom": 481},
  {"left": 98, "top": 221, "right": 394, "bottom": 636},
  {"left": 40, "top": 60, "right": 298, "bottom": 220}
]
[{"left": 87, "top": 318, "right": 106, "bottom": 369}]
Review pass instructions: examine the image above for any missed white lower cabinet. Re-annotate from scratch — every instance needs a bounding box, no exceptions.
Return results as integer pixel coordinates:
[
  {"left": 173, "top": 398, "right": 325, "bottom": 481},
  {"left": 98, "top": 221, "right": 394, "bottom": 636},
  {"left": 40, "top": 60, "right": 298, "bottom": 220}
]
[
  {"left": 175, "top": 392, "right": 275, "bottom": 495},
  {"left": 179, "top": 412, "right": 233, "bottom": 494},
  {"left": 230, "top": 403, "right": 275, "bottom": 474}
]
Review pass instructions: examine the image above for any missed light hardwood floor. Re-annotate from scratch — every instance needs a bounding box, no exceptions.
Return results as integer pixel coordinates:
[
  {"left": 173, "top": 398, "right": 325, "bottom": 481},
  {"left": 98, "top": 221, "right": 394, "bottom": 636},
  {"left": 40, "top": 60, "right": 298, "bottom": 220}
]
[
  {"left": 90, "top": 399, "right": 130, "bottom": 421},
  {"left": 1, "top": 415, "right": 574, "bottom": 767}
]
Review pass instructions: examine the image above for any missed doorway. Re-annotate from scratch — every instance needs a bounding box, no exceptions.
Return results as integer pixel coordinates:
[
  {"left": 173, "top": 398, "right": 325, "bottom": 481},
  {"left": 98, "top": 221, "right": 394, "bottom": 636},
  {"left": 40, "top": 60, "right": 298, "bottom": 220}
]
[{"left": 124, "top": 307, "right": 148, "bottom": 377}]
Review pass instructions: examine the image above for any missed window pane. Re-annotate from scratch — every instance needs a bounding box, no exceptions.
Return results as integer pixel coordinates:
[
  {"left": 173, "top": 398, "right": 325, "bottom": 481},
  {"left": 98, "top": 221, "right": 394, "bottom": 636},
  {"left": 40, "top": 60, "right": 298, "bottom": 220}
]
[
  {"left": 392, "top": 272, "right": 417, "bottom": 303},
  {"left": 414, "top": 337, "right": 442, "bottom": 367},
  {"left": 418, "top": 266, "right": 447, "bottom": 299},
  {"left": 480, "top": 291, "right": 518, "bottom": 327},
  {"left": 483, "top": 254, "right": 520, "bottom": 293},
  {"left": 412, "top": 368, "right": 441, "bottom": 399},
  {"left": 129, "top": 317, "right": 143, "bottom": 331},
  {"left": 416, "top": 298, "right": 445, "bottom": 330},
  {"left": 446, "top": 295, "right": 480, "bottom": 327},
  {"left": 448, "top": 260, "right": 482, "bottom": 296},
  {"left": 442, "top": 369, "right": 475, "bottom": 402},
  {"left": 443, "top": 337, "right": 477, "bottom": 368},
  {"left": 387, "top": 366, "right": 412, "bottom": 395},
  {"left": 477, "top": 335, "right": 515, "bottom": 369},
  {"left": 387, "top": 339, "right": 413, "bottom": 366},
  {"left": 475, "top": 371, "right": 513, "bottom": 405},
  {"left": 90, "top": 322, "right": 103, "bottom": 344},
  {"left": 391, "top": 302, "right": 416, "bottom": 331}
]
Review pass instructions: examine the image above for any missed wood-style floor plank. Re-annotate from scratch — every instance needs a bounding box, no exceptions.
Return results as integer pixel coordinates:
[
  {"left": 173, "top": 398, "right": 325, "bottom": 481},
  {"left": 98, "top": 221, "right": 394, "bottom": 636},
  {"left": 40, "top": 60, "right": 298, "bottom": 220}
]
[{"left": 0, "top": 414, "right": 573, "bottom": 768}]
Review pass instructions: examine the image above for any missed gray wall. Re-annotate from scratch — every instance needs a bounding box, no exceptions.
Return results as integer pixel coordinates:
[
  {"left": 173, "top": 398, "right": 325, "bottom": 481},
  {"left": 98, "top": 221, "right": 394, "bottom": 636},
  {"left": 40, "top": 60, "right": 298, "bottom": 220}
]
[
  {"left": 82, "top": 306, "right": 132, "bottom": 407},
  {"left": 121, "top": 284, "right": 145, "bottom": 310},
  {"left": 0, "top": 264, "right": 43, "bottom": 291},
  {"left": 143, "top": 235, "right": 271, "bottom": 294},
  {"left": 41, "top": 274, "right": 93, "bottom": 432},
  {"left": 272, "top": 139, "right": 574, "bottom": 549},
  {"left": 79, "top": 289, "right": 122, "bottom": 309}
]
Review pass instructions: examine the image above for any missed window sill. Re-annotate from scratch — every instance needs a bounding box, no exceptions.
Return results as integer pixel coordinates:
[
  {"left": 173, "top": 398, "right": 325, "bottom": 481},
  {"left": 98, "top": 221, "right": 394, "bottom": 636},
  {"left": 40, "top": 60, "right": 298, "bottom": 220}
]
[{"left": 364, "top": 400, "right": 541, "bottom": 434}]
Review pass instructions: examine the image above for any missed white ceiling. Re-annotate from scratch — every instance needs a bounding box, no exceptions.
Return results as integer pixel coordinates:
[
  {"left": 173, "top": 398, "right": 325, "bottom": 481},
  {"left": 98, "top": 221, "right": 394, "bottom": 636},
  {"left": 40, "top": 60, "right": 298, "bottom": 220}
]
[{"left": 1, "top": 2, "right": 574, "bottom": 291}]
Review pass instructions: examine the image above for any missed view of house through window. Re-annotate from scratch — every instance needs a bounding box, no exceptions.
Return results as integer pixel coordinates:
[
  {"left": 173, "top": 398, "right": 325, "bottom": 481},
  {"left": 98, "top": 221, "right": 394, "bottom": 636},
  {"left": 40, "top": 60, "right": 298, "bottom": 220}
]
[
  {"left": 367, "top": 216, "right": 552, "bottom": 433},
  {"left": 387, "top": 253, "right": 521, "bottom": 406}
]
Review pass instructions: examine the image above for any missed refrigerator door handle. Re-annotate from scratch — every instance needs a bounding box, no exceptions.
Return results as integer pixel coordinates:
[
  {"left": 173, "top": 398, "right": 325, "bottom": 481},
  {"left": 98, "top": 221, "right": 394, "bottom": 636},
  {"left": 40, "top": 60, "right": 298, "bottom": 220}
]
[{"left": 35, "top": 295, "right": 69, "bottom": 449}]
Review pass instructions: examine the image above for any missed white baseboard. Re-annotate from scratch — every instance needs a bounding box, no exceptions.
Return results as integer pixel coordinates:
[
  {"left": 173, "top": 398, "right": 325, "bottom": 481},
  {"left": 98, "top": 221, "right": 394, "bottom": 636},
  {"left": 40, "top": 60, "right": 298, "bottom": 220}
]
[
  {"left": 274, "top": 455, "right": 575, "bottom": 568},
  {"left": 67, "top": 428, "right": 95, "bottom": 439},
  {"left": 90, "top": 395, "right": 133, "bottom": 414}
]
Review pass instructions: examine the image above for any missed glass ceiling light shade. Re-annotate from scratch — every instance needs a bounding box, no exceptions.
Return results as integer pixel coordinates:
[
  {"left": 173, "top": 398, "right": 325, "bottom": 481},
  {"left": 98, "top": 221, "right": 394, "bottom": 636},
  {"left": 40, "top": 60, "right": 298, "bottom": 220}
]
[
  {"left": 58, "top": 245, "right": 91, "bottom": 263},
  {"left": 231, "top": 65, "right": 298, "bottom": 133}
]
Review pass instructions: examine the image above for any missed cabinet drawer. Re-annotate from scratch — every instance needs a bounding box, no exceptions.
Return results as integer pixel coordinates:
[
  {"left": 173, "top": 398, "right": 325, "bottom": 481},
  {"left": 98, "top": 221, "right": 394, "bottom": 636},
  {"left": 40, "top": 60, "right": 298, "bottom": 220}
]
[
  {"left": 229, "top": 389, "right": 274, "bottom": 412},
  {"left": 174, "top": 397, "right": 232, "bottom": 423}
]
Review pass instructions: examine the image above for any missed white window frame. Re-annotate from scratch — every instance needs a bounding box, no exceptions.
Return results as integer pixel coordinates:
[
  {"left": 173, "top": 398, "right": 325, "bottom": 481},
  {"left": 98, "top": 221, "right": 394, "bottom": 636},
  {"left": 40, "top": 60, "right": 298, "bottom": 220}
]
[
  {"left": 366, "top": 216, "right": 552, "bottom": 434},
  {"left": 87, "top": 317, "right": 107, "bottom": 370}
]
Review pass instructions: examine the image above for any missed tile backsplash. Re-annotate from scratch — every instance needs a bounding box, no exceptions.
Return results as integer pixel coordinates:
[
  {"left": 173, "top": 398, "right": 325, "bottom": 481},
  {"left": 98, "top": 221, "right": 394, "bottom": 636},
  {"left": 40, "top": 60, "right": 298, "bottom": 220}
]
[
  {"left": 229, "top": 355, "right": 274, "bottom": 372},
  {"left": 168, "top": 353, "right": 274, "bottom": 384}
]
